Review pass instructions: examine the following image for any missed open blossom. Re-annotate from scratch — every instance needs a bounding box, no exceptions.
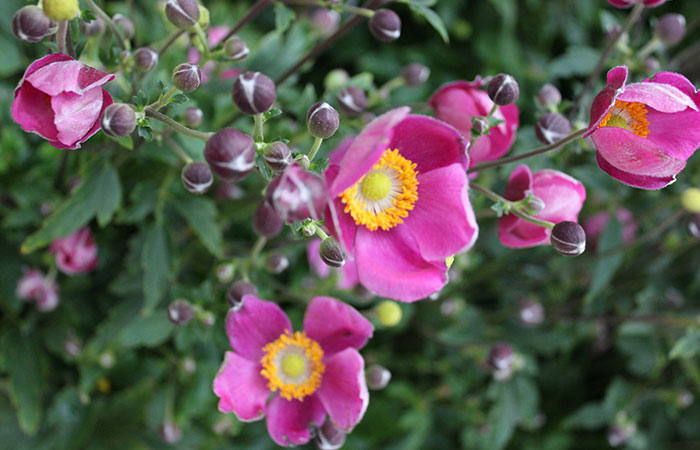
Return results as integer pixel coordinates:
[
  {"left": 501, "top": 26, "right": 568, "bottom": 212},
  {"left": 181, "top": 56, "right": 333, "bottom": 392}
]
[
  {"left": 307, "top": 238, "right": 359, "bottom": 290},
  {"left": 50, "top": 227, "right": 98, "bottom": 275},
  {"left": 324, "top": 107, "right": 478, "bottom": 302},
  {"left": 585, "top": 66, "right": 700, "bottom": 189},
  {"left": 11, "top": 54, "right": 114, "bottom": 149},
  {"left": 16, "top": 268, "right": 59, "bottom": 312},
  {"left": 429, "top": 79, "right": 519, "bottom": 169},
  {"left": 214, "top": 295, "right": 373, "bottom": 446},
  {"left": 498, "top": 165, "right": 586, "bottom": 248},
  {"left": 187, "top": 26, "right": 240, "bottom": 83},
  {"left": 608, "top": 0, "right": 667, "bottom": 7}
]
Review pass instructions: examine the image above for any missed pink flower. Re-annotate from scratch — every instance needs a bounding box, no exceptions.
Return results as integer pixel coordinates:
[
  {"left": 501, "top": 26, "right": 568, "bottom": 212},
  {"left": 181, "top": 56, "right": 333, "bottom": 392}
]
[
  {"left": 583, "top": 208, "right": 638, "bottom": 251},
  {"left": 584, "top": 66, "right": 700, "bottom": 189},
  {"left": 187, "top": 26, "right": 241, "bottom": 83},
  {"left": 307, "top": 239, "right": 359, "bottom": 290},
  {"left": 213, "top": 295, "right": 373, "bottom": 446},
  {"left": 16, "top": 268, "right": 59, "bottom": 312},
  {"left": 498, "top": 165, "right": 586, "bottom": 248},
  {"left": 429, "top": 79, "right": 519, "bottom": 169},
  {"left": 324, "top": 107, "right": 479, "bottom": 302},
  {"left": 50, "top": 227, "right": 98, "bottom": 275},
  {"left": 608, "top": 0, "right": 667, "bottom": 8},
  {"left": 11, "top": 54, "right": 114, "bottom": 149}
]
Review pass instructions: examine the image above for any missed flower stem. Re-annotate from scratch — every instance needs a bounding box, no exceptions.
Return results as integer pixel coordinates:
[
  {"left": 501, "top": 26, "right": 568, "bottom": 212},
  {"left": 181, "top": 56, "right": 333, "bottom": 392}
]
[
  {"left": 84, "top": 0, "right": 129, "bottom": 51},
  {"left": 56, "top": 21, "right": 69, "bottom": 55},
  {"left": 470, "top": 182, "right": 555, "bottom": 229},
  {"left": 193, "top": 23, "right": 211, "bottom": 61},
  {"left": 637, "top": 36, "right": 662, "bottom": 61},
  {"left": 254, "top": 113, "right": 264, "bottom": 141},
  {"left": 149, "top": 87, "right": 180, "bottom": 112},
  {"left": 159, "top": 30, "right": 185, "bottom": 55},
  {"left": 314, "top": 223, "right": 329, "bottom": 240},
  {"left": 163, "top": 134, "right": 193, "bottom": 164},
  {"left": 250, "top": 236, "right": 267, "bottom": 266},
  {"left": 145, "top": 108, "right": 214, "bottom": 142},
  {"left": 218, "top": 0, "right": 273, "bottom": 48},
  {"left": 308, "top": 137, "right": 323, "bottom": 161}
]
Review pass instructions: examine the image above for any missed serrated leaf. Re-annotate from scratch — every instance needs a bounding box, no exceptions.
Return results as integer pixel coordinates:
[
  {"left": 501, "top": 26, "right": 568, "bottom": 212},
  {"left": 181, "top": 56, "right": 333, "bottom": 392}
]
[
  {"left": 170, "top": 194, "right": 223, "bottom": 258},
  {"left": 141, "top": 223, "right": 170, "bottom": 313},
  {"left": 274, "top": 2, "right": 296, "bottom": 34},
  {"left": 137, "top": 125, "right": 153, "bottom": 141},
  {"left": 2, "top": 330, "right": 43, "bottom": 435},
  {"left": 263, "top": 108, "right": 283, "bottom": 123},
  {"left": 171, "top": 93, "right": 189, "bottom": 105},
  {"left": 408, "top": 4, "right": 449, "bottom": 43}
]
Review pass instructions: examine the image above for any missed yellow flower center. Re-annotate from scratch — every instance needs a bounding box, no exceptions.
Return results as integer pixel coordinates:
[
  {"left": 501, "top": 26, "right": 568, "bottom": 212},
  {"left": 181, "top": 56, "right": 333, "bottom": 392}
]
[
  {"left": 598, "top": 100, "right": 650, "bottom": 138},
  {"left": 260, "top": 331, "right": 324, "bottom": 401},
  {"left": 339, "top": 149, "right": 419, "bottom": 231}
]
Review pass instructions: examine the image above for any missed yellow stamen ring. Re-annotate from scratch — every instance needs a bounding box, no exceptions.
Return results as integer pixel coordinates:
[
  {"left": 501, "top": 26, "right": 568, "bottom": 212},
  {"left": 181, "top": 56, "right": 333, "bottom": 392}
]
[
  {"left": 260, "top": 331, "right": 324, "bottom": 401},
  {"left": 598, "top": 100, "right": 650, "bottom": 138},
  {"left": 339, "top": 149, "right": 419, "bottom": 231}
]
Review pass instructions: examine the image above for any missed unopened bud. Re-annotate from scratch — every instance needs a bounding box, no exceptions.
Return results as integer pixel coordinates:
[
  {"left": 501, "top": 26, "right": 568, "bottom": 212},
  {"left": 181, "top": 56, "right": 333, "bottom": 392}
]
[
  {"left": 523, "top": 195, "right": 545, "bottom": 216},
  {"left": 519, "top": 299, "right": 544, "bottom": 326},
  {"left": 172, "top": 63, "right": 202, "bottom": 92},
  {"left": 168, "top": 299, "right": 195, "bottom": 325},
  {"left": 307, "top": 102, "right": 340, "bottom": 139},
  {"left": 681, "top": 187, "right": 700, "bottom": 213},
  {"left": 183, "top": 106, "right": 203, "bottom": 127},
  {"left": 63, "top": 338, "right": 82, "bottom": 358},
  {"left": 198, "top": 4, "right": 210, "bottom": 29},
  {"left": 488, "top": 342, "right": 514, "bottom": 371},
  {"left": 133, "top": 47, "right": 159, "bottom": 72},
  {"left": 643, "top": 56, "right": 660, "bottom": 73},
  {"left": 263, "top": 141, "right": 293, "bottom": 172},
  {"left": 101, "top": 103, "right": 137, "bottom": 137},
  {"left": 310, "top": 7, "right": 340, "bottom": 35},
  {"left": 99, "top": 351, "right": 115, "bottom": 368},
  {"left": 181, "top": 356, "right": 196, "bottom": 375},
  {"left": 336, "top": 86, "right": 367, "bottom": 116},
  {"left": 181, "top": 162, "right": 213, "bottom": 195},
  {"left": 376, "top": 300, "right": 402, "bottom": 327},
  {"left": 325, "top": 69, "right": 349, "bottom": 90},
  {"left": 655, "top": 13, "right": 686, "bottom": 45},
  {"left": 267, "top": 252, "right": 289, "bottom": 274},
  {"left": 318, "top": 237, "right": 346, "bottom": 268},
  {"left": 81, "top": 17, "right": 105, "bottom": 37},
  {"left": 165, "top": 0, "right": 200, "bottom": 29},
  {"left": 223, "top": 37, "right": 249, "bottom": 61},
  {"left": 113, "top": 14, "right": 135, "bottom": 39},
  {"left": 160, "top": 421, "right": 182, "bottom": 445},
  {"left": 266, "top": 164, "right": 326, "bottom": 223},
  {"left": 253, "top": 202, "right": 283, "bottom": 237},
  {"left": 227, "top": 281, "right": 257, "bottom": 308},
  {"left": 370, "top": 9, "right": 401, "bottom": 42},
  {"left": 536, "top": 83, "right": 561, "bottom": 109},
  {"left": 12, "top": 6, "right": 52, "bottom": 43},
  {"left": 401, "top": 63, "right": 430, "bottom": 86},
  {"left": 315, "top": 420, "right": 346, "bottom": 450},
  {"left": 42, "top": 0, "right": 78, "bottom": 22},
  {"left": 216, "top": 263, "right": 235, "bottom": 283},
  {"left": 232, "top": 71, "right": 276, "bottom": 115},
  {"left": 487, "top": 73, "right": 519, "bottom": 106},
  {"left": 199, "top": 310, "right": 215, "bottom": 327},
  {"left": 551, "top": 221, "right": 586, "bottom": 256},
  {"left": 688, "top": 214, "right": 700, "bottom": 239},
  {"left": 535, "top": 112, "right": 571, "bottom": 145},
  {"left": 203, "top": 129, "right": 255, "bottom": 181},
  {"left": 366, "top": 364, "right": 391, "bottom": 390},
  {"left": 471, "top": 116, "right": 489, "bottom": 135}
]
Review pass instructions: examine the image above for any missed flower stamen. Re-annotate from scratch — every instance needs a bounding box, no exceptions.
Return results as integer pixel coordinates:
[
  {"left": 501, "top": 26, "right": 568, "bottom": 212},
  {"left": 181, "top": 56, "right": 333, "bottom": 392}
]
[
  {"left": 598, "top": 100, "right": 650, "bottom": 138},
  {"left": 260, "top": 331, "right": 324, "bottom": 401}
]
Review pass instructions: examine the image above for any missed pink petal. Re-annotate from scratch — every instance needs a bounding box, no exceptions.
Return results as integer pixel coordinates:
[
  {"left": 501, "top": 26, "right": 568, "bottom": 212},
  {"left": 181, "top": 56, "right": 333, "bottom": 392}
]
[
  {"left": 51, "top": 87, "right": 104, "bottom": 148},
  {"left": 213, "top": 351, "right": 269, "bottom": 421},
  {"left": 225, "top": 295, "right": 292, "bottom": 361},
  {"left": 304, "top": 296, "right": 373, "bottom": 355},
  {"left": 337, "top": 257, "right": 359, "bottom": 290},
  {"left": 503, "top": 165, "right": 533, "bottom": 201},
  {"left": 647, "top": 72, "right": 700, "bottom": 104},
  {"left": 428, "top": 81, "right": 484, "bottom": 138},
  {"left": 618, "top": 82, "right": 697, "bottom": 113},
  {"left": 585, "top": 66, "right": 629, "bottom": 136},
  {"left": 498, "top": 218, "right": 550, "bottom": 248},
  {"left": 17, "top": 54, "right": 74, "bottom": 85},
  {"left": 328, "top": 137, "right": 355, "bottom": 166},
  {"left": 531, "top": 170, "right": 586, "bottom": 224},
  {"left": 596, "top": 151, "right": 677, "bottom": 189},
  {"left": 11, "top": 82, "right": 59, "bottom": 142},
  {"left": 265, "top": 394, "right": 326, "bottom": 447},
  {"left": 644, "top": 107, "right": 700, "bottom": 161},
  {"left": 317, "top": 348, "right": 368, "bottom": 430},
  {"left": 26, "top": 60, "right": 113, "bottom": 96},
  {"left": 324, "top": 164, "right": 358, "bottom": 253}
]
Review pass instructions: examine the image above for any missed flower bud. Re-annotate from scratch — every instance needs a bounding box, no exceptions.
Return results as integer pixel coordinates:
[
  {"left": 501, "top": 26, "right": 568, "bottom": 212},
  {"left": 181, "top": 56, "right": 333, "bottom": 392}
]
[
  {"left": 519, "top": 299, "right": 544, "bottom": 326},
  {"left": 370, "top": 9, "right": 401, "bottom": 42},
  {"left": 318, "top": 236, "right": 346, "bottom": 268},
  {"left": 471, "top": 116, "right": 489, "bottom": 135},
  {"left": 183, "top": 106, "right": 203, "bottom": 127},
  {"left": 198, "top": 4, "right": 210, "bottom": 29},
  {"left": 253, "top": 202, "right": 283, "bottom": 237},
  {"left": 203, "top": 129, "right": 255, "bottom": 181},
  {"left": 315, "top": 420, "right": 346, "bottom": 450},
  {"left": 216, "top": 263, "right": 235, "bottom": 283},
  {"left": 51, "top": 227, "right": 98, "bottom": 275},
  {"left": 401, "top": 63, "right": 430, "bottom": 86},
  {"left": 172, "top": 63, "right": 202, "bottom": 92},
  {"left": 324, "top": 69, "right": 349, "bottom": 91},
  {"left": 536, "top": 83, "right": 561, "bottom": 109},
  {"left": 266, "top": 163, "right": 327, "bottom": 223},
  {"left": 642, "top": 56, "right": 660, "bottom": 73},
  {"left": 101, "top": 103, "right": 137, "bottom": 137},
  {"left": 267, "top": 252, "right": 289, "bottom": 274},
  {"left": 551, "top": 221, "right": 586, "bottom": 256},
  {"left": 16, "top": 268, "right": 59, "bottom": 312},
  {"left": 63, "top": 338, "right": 82, "bottom": 358},
  {"left": 232, "top": 71, "right": 277, "bottom": 115},
  {"left": 216, "top": 182, "right": 244, "bottom": 200},
  {"left": 523, "top": 195, "right": 545, "bottom": 216},
  {"left": 681, "top": 187, "right": 700, "bottom": 213},
  {"left": 307, "top": 102, "right": 340, "bottom": 139},
  {"left": 376, "top": 300, "right": 402, "bottom": 327},
  {"left": 165, "top": 0, "right": 200, "bottom": 29},
  {"left": 534, "top": 112, "right": 571, "bottom": 145},
  {"left": 310, "top": 7, "right": 340, "bottom": 35},
  {"left": 113, "top": 14, "right": 135, "bottom": 40},
  {"left": 133, "top": 47, "right": 159, "bottom": 72},
  {"left": 168, "top": 299, "right": 194, "bottom": 325},
  {"left": 99, "top": 351, "right": 115, "bottom": 368},
  {"left": 159, "top": 421, "right": 182, "bottom": 445},
  {"left": 223, "top": 37, "right": 249, "bottom": 61},
  {"left": 655, "top": 13, "right": 686, "bottom": 45},
  {"left": 687, "top": 214, "right": 700, "bottom": 239},
  {"left": 42, "top": 0, "right": 79, "bottom": 22},
  {"left": 366, "top": 364, "right": 391, "bottom": 390},
  {"left": 227, "top": 281, "right": 257, "bottom": 308},
  {"left": 81, "top": 17, "right": 105, "bottom": 37},
  {"left": 199, "top": 310, "right": 215, "bottom": 327},
  {"left": 488, "top": 342, "right": 514, "bottom": 371},
  {"left": 487, "top": 73, "right": 519, "bottom": 106},
  {"left": 12, "top": 6, "right": 52, "bottom": 43},
  {"left": 336, "top": 86, "right": 367, "bottom": 116},
  {"left": 181, "top": 162, "right": 213, "bottom": 195},
  {"left": 263, "top": 141, "right": 293, "bottom": 172}
]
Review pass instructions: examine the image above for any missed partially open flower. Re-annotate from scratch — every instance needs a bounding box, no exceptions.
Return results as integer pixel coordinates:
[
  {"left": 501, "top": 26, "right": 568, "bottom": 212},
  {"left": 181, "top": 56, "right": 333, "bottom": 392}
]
[
  {"left": 16, "top": 268, "right": 60, "bottom": 312},
  {"left": 50, "top": 227, "right": 98, "bottom": 275},
  {"left": 267, "top": 163, "right": 327, "bottom": 223}
]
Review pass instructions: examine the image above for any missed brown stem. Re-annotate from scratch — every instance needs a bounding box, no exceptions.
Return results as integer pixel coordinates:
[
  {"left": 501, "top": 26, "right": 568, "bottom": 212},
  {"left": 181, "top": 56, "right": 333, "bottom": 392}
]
[
  {"left": 159, "top": 30, "right": 186, "bottom": 55},
  {"left": 217, "top": 0, "right": 273, "bottom": 49},
  {"left": 84, "top": 0, "right": 129, "bottom": 51}
]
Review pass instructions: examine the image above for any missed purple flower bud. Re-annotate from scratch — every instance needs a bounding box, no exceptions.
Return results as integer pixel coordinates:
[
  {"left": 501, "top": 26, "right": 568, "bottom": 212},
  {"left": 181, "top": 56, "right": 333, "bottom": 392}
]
[
  {"left": 253, "top": 202, "right": 283, "bottom": 237},
  {"left": 267, "top": 252, "right": 289, "bottom": 274},
  {"left": 223, "top": 37, "right": 249, "bottom": 61},
  {"left": 519, "top": 299, "right": 544, "bottom": 326},
  {"left": 101, "top": 103, "right": 136, "bottom": 137},
  {"left": 551, "top": 221, "right": 586, "bottom": 256},
  {"left": 165, "top": 0, "right": 200, "bottom": 29},
  {"left": 183, "top": 106, "right": 203, "bottom": 127},
  {"left": 488, "top": 343, "right": 514, "bottom": 372},
  {"left": 318, "top": 236, "right": 346, "bottom": 268},
  {"left": 336, "top": 86, "right": 367, "bottom": 116},
  {"left": 168, "top": 299, "right": 194, "bottom": 325},
  {"left": 643, "top": 56, "right": 660, "bottom": 73},
  {"left": 232, "top": 71, "right": 277, "bottom": 115},
  {"left": 12, "top": 6, "right": 52, "bottom": 43},
  {"left": 307, "top": 102, "right": 340, "bottom": 139},
  {"left": 471, "top": 116, "right": 489, "bottom": 135},
  {"left": 605, "top": 24, "right": 622, "bottom": 42},
  {"left": 266, "top": 163, "right": 327, "bottom": 223},
  {"left": 133, "top": 47, "right": 159, "bottom": 72},
  {"left": 216, "top": 182, "right": 244, "bottom": 200},
  {"left": 80, "top": 17, "right": 105, "bottom": 37},
  {"left": 536, "top": 83, "right": 561, "bottom": 109},
  {"left": 112, "top": 14, "right": 134, "bottom": 39},
  {"left": 263, "top": 141, "right": 293, "bottom": 172},
  {"left": 315, "top": 420, "right": 346, "bottom": 450},
  {"left": 487, "top": 73, "right": 519, "bottom": 106},
  {"left": 159, "top": 421, "right": 182, "bottom": 445},
  {"left": 181, "top": 162, "right": 213, "bottom": 195},
  {"left": 227, "top": 281, "right": 257, "bottom": 308},
  {"left": 203, "top": 129, "right": 255, "bottom": 182},
  {"left": 534, "top": 112, "right": 571, "bottom": 145},
  {"left": 366, "top": 364, "right": 391, "bottom": 390},
  {"left": 401, "top": 63, "right": 430, "bottom": 86},
  {"left": 655, "top": 13, "right": 686, "bottom": 45},
  {"left": 310, "top": 7, "right": 340, "bottom": 35},
  {"left": 172, "top": 63, "right": 201, "bottom": 92},
  {"left": 370, "top": 9, "right": 401, "bottom": 42}
]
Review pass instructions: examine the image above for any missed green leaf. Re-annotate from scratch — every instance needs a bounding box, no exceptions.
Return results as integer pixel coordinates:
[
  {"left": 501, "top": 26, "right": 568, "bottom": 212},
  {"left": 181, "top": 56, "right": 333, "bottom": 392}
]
[
  {"left": 117, "top": 311, "right": 174, "bottom": 348},
  {"left": 171, "top": 93, "right": 189, "bottom": 105},
  {"left": 141, "top": 223, "right": 171, "bottom": 313},
  {"left": 563, "top": 403, "right": 608, "bottom": 429},
  {"left": 95, "top": 166, "right": 122, "bottom": 227},
  {"left": 408, "top": 4, "right": 449, "bottom": 43},
  {"left": 81, "top": 9, "right": 97, "bottom": 22},
  {"left": 309, "top": 157, "right": 329, "bottom": 174},
  {"left": 274, "top": 2, "right": 296, "bottom": 34},
  {"left": 2, "top": 330, "right": 43, "bottom": 435},
  {"left": 263, "top": 108, "right": 283, "bottom": 123},
  {"left": 584, "top": 213, "right": 624, "bottom": 310},
  {"left": 670, "top": 328, "right": 700, "bottom": 359},
  {"left": 106, "top": 134, "right": 134, "bottom": 150},
  {"left": 170, "top": 194, "right": 223, "bottom": 258},
  {"left": 549, "top": 46, "right": 600, "bottom": 79}
]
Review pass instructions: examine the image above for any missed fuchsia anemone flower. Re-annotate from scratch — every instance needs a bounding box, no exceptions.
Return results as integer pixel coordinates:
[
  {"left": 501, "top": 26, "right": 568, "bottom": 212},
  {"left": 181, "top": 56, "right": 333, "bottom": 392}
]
[
  {"left": 213, "top": 295, "right": 373, "bottom": 447},
  {"left": 429, "top": 79, "right": 519, "bottom": 169},
  {"left": 608, "top": 0, "right": 667, "bottom": 7},
  {"left": 11, "top": 54, "right": 114, "bottom": 149},
  {"left": 307, "top": 238, "right": 359, "bottom": 290},
  {"left": 585, "top": 66, "right": 700, "bottom": 189},
  {"left": 324, "top": 107, "right": 479, "bottom": 302},
  {"left": 50, "top": 227, "right": 98, "bottom": 275},
  {"left": 498, "top": 165, "right": 586, "bottom": 248}
]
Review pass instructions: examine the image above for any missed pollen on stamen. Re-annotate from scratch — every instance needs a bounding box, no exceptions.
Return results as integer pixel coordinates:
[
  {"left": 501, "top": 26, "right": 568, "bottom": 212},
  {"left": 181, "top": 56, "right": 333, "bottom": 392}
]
[{"left": 598, "top": 100, "right": 650, "bottom": 138}]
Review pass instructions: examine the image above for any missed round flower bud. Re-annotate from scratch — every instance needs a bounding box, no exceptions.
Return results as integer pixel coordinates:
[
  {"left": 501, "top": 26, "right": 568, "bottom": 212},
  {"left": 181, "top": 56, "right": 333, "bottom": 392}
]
[
  {"left": 488, "top": 342, "right": 514, "bottom": 371},
  {"left": 99, "top": 351, "right": 115, "bottom": 368},
  {"left": 369, "top": 9, "right": 401, "bottom": 42},
  {"left": 133, "top": 47, "right": 159, "bottom": 72},
  {"left": 471, "top": 116, "right": 489, "bottom": 135},
  {"left": 81, "top": 18, "right": 105, "bottom": 37},
  {"left": 263, "top": 141, "right": 293, "bottom": 172},
  {"left": 519, "top": 299, "right": 544, "bottom": 326},
  {"left": 655, "top": 13, "right": 686, "bottom": 45},
  {"left": 366, "top": 364, "right": 391, "bottom": 390},
  {"left": 203, "top": 129, "right": 255, "bottom": 181},
  {"left": 101, "top": 103, "right": 136, "bottom": 137},
  {"left": 307, "top": 102, "right": 340, "bottom": 139},
  {"left": 12, "top": 6, "right": 52, "bottom": 43},
  {"left": 227, "top": 281, "right": 258, "bottom": 309},
  {"left": 168, "top": 299, "right": 194, "bottom": 325},
  {"left": 267, "top": 252, "right": 289, "bottom": 274},
  {"left": 215, "top": 263, "right": 235, "bottom": 283},
  {"left": 682, "top": 188, "right": 700, "bottom": 213},
  {"left": 172, "top": 63, "right": 202, "bottom": 92},
  {"left": 253, "top": 202, "right": 283, "bottom": 237},
  {"left": 535, "top": 112, "right": 571, "bottom": 145},
  {"left": 376, "top": 300, "right": 402, "bottom": 327},
  {"left": 487, "top": 73, "right": 520, "bottom": 106},
  {"left": 159, "top": 421, "right": 182, "bottom": 445},
  {"left": 198, "top": 4, "right": 210, "bottom": 29},
  {"left": 232, "top": 71, "right": 277, "bottom": 115},
  {"left": 63, "top": 338, "right": 82, "bottom": 358},
  {"left": 266, "top": 163, "right": 327, "bottom": 223},
  {"left": 318, "top": 236, "right": 346, "bottom": 268},
  {"left": 199, "top": 311, "right": 215, "bottom": 327},
  {"left": 401, "top": 63, "right": 430, "bottom": 86},
  {"left": 113, "top": 14, "right": 135, "bottom": 40},
  {"left": 223, "top": 37, "right": 249, "bottom": 61},
  {"left": 324, "top": 69, "right": 349, "bottom": 91},
  {"left": 551, "top": 221, "right": 586, "bottom": 256},
  {"left": 643, "top": 56, "right": 660, "bottom": 73},
  {"left": 181, "top": 162, "right": 213, "bottom": 195},
  {"left": 315, "top": 420, "right": 346, "bottom": 450},
  {"left": 42, "top": 0, "right": 79, "bottom": 22},
  {"left": 523, "top": 195, "right": 545, "bottom": 216},
  {"left": 165, "top": 0, "right": 200, "bottom": 29},
  {"left": 183, "top": 106, "right": 203, "bottom": 127},
  {"left": 180, "top": 357, "right": 196, "bottom": 375},
  {"left": 688, "top": 214, "right": 700, "bottom": 239},
  {"left": 336, "top": 86, "right": 367, "bottom": 116},
  {"left": 536, "top": 83, "right": 561, "bottom": 109}
]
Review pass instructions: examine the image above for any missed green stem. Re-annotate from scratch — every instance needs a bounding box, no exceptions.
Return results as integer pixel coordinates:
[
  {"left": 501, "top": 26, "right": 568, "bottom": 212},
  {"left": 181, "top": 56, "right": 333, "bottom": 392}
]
[
  {"left": 308, "top": 137, "right": 323, "bottom": 161},
  {"left": 84, "top": 0, "right": 129, "bottom": 51},
  {"left": 150, "top": 86, "right": 180, "bottom": 112},
  {"left": 145, "top": 108, "right": 214, "bottom": 141},
  {"left": 193, "top": 24, "right": 211, "bottom": 62},
  {"left": 471, "top": 182, "right": 554, "bottom": 229},
  {"left": 314, "top": 224, "right": 329, "bottom": 240},
  {"left": 217, "top": 0, "right": 273, "bottom": 48},
  {"left": 254, "top": 113, "right": 264, "bottom": 141},
  {"left": 250, "top": 236, "right": 267, "bottom": 266},
  {"left": 637, "top": 36, "right": 663, "bottom": 61},
  {"left": 159, "top": 30, "right": 185, "bottom": 55},
  {"left": 163, "top": 135, "right": 193, "bottom": 164},
  {"left": 486, "top": 103, "right": 498, "bottom": 118}
]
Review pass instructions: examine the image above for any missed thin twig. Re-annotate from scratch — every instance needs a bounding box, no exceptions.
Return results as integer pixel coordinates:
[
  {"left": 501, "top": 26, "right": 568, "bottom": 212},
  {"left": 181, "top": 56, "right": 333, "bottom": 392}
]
[
  {"left": 145, "top": 108, "right": 214, "bottom": 141},
  {"left": 159, "top": 30, "right": 186, "bottom": 55},
  {"left": 218, "top": 0, "right": 273, "bottom": 48},
  {"left": 470, "top": 182, "right": 554, "bottom": 229},
  {"left": 84, "top": 0, "right": 129, "bottom": 51}
]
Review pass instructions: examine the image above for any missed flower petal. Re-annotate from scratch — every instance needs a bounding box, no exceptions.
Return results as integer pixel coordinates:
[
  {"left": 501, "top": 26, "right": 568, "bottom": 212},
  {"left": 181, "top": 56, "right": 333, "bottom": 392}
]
[
  {"left": 647, "top": 72, "right": 700, "bottom": 104},
  {"left": 317, "top": 348, "right": 369, "bottom": 431},
  {"left": 26, "top": 60, "right": 114, "bottom": 96},
  {"left": 51, "top": 87, "right": 104, "bottom": 148},
  {"left": 645, "top": 107, "right": 700, "bottom": 161},
  {"left": 11, "top": 82, "right": 59, "bottom": 142},
  {"left": 213, "top": 351, "right": 269, "bottom": 422},
  {"left": 324, "top": 164, "right": 359, "bottom": 253},
  {"left": 225, "top": 295, "right": 292, "bottom": 361},
  {"left": 585, "top": 66, "right": 629, "bottom": 136},
  {"left": 266, "top": 394, "right": 326, "bottom": 447},
  {"left": 619, "top": 81, "right": 697, "bottom": 113},
  {"left": 307, "top": 239, "right": 331, "bottom": 279},
  {"left": 15, "top": 54, "right": 74, "bottom": 89},
  {"left": 304, "top": 297, "right": 373, "bottom": 355},
  {"left": 596, "top": 151, "right": 677, "bottom": 189},
  {"left": 531, "top": 170, "right": 586, "bottom": 224}
]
